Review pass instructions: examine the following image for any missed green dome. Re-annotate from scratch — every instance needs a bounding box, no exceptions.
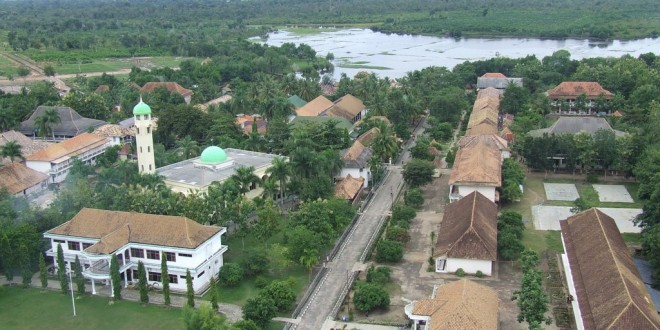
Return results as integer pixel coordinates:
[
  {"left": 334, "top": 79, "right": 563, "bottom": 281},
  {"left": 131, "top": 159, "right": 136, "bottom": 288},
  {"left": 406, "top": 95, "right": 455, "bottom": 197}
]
[
  {"left": 200, "top": 146, "right": 228, "bottom": 164},
  {"left": 133, "top": 101, "right": 152, "bottom": 115}
]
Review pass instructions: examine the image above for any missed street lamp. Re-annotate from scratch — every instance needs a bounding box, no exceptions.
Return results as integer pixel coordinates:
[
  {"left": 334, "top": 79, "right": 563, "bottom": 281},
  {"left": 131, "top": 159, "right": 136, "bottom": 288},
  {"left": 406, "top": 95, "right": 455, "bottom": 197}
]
[{"left": 67, "top": 266, "right": 76, "bottom": 317}]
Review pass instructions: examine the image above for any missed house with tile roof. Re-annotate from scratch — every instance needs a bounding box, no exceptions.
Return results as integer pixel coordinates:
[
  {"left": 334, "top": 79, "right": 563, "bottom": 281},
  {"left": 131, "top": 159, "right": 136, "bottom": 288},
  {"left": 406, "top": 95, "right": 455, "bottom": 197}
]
[
  {"left": 140, "top": 82, "right": 193, "bottom": 104},
  {"left": 93, "top": 124, "right": 135, "bottom": 146},
  {"left": 338, "top": 140, "right": 372, "bottom": 188},
  {"left": 458, "top": 134, "right": 510, "bottom": 160},
  {"left": 404, "top": 279, "right": 499, "bottom": 330},
  {"left": 19, "top": 106, "right": 107, "bottom": 141},
  {"left": 476, "top": 72, "right": 523, "bottom": 91},
  {"left": 0, "top": 130, "right": 51, "bottom": 165},
  {"left": 44, "top": 208, "right": 227, "bottom": 295},
  {"left": 433, "top": 191, "right": 497, "bottom": 275},
  {"left": 323, "top": 94, "right": 368, "bottom": 123},
  {"left": 295, "top": 95, "right": 334, "bottom": 117},
  {"left": 334, "top": 174, "right": 365, "bottom": 205},
  {"left": 0, "top": 163, "right": 49, "bottom": 197},
  {"left": 25, "top": 132, "right": 108, "bottom": 183},
  {"left": 448, "top": 138, "right": 502, "bottom": 203},
  {"left": 560, "top": 208, "right": 660, "bottom": 330},
  {"left": 528, "top": 116, "right": 625, "bottom": 138},
  {"left": 546, "top": 81, "right": 614, "bottom": 114},
  {"left": 235, "top": 114, "right": 267, "bottom": 135}
]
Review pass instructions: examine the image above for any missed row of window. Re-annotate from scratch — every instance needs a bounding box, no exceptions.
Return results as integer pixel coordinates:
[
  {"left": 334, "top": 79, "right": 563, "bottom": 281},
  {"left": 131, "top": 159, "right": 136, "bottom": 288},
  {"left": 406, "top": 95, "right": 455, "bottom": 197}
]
[
  {"left": 135, "top": 127, "right": 152, "bottom": 134},
  {"left": 130, "top": 248, "right": 192, "bottom": 262},
  {"left": 131, "top": 270, "right": 179, "bottom": 284},
  {"left": 54, "top": 239, "right": 92, "bottom": 251}
]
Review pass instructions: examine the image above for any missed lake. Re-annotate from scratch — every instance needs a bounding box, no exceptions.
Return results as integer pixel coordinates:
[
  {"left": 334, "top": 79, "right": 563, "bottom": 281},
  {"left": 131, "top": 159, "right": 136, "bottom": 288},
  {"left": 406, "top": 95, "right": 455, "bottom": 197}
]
[{"left": 261, "top": 28, "right": 660, "bottom": 79}]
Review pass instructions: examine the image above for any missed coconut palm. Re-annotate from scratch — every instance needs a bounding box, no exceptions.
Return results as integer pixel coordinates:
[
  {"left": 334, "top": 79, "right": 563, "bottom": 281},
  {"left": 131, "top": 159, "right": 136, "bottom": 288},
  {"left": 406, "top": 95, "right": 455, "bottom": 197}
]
[
  {"left": 261, "top": 177, "right": 279, "bottom": 201},
  {"left": 319, "top": 149, "right": 343, "bottom": 179},
  {"left": 0, "top": 110, "right": 16, "bottom": 131},
  {"left": 266, "top": 156, "right": 289, "bottom": 207},
  {"left": 231, "top": 166, "right": 260, "bottom": 196},
  {"left": 42, "top": 108, "right": 61, "bottom": 141},
  {"left": 1, "top": 141, "right": 24, "bottom": 163},
  {"left": 175, "top": 135, "right": 200, "bottom": 160},
  {"left": 34, "top": 115, "right": 50, "bottom": 139},
  {"left": 289, "top": 147, "right": 318, "bottom": 179},
  {"left": 372, "top": 129, "right": 398, "bottom": 163},
  {"left": 299, "top": 248, "right": 319, "bottom": 282}
]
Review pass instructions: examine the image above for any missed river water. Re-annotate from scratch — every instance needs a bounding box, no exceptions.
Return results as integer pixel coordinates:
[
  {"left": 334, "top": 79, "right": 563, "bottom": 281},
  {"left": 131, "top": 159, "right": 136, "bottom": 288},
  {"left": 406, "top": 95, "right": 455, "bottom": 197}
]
[{"left": 262, "top": 28, "right": 660, "bottom": 79}]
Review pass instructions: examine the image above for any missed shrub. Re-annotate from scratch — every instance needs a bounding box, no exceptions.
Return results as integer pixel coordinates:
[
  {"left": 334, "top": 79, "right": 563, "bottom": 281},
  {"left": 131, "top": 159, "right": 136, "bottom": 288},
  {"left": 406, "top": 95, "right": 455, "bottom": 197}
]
[
  {"left": 366, "top": 266, "right": 391, "bottom": 285},
  {"left": 476, "top": 270, "right": 484, "bottom": 278},
  {"left": 218, "top": 263, "right": 243, "bottom": 287},
  {"left": 375, "top": 240, "right": 404, "bottom": 263},
  {"left": 391, "top": 204, "right": 416, "bottom": 227},
  {"left": 254, "top": 276, "right": 269, "bottom": 289},
  {"left": 353, "top": 283, "right": 390, "bottom": 313},
  {"left": 242, "top": 295, "right": 276, "bottom": 328},
  {"left": 385, "top": 225, "right": 409, "bottom": 243},
  {"left": 404, "top": 188, "right": 424, "bottom": 208},
  {"left": 455, "top": 268, "right": 466, "bottom": 277},
  {"left": 240, "top": 250, "right": 270, "bottom": 277},
  {"left": 259, "top": 280, "right": 296, "bottom": 312},
  {"left": 586, "top": 174, "right": 599, "bottom": 183}
]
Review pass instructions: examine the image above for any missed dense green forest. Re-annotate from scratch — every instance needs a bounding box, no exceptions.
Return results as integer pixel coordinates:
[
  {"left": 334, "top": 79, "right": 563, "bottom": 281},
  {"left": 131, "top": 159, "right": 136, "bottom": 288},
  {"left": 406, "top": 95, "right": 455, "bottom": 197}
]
[{"left": 0, "top": 0, "right": 658, "bottom": 63}]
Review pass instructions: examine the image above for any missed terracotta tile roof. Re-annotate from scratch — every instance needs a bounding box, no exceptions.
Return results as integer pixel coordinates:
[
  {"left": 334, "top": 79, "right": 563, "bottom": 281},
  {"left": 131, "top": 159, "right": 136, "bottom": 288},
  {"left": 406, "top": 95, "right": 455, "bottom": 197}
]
[
  {"left": 458, "top": 134, "right": 508, "bottom": 152},
  {"left": 413, "top": 279, "right": 499, "bottom": 330},
  {"left": 325, "top": 94, "right": 365, "bottom": 119},
  {"left": 334, "top": 174, "right": 365, "bottom": 200},
  {"left": 235, "top": 115, "right": 267, "bottom": 135},
  {"left": 26, "top": 133, "right": 107, "bottom": 162},
  {"left": 448, "top": 139, "right": 501, "bottom": 186},
  {"left": 140, "top": 82, "right": 192, "bottom": 97},
  {"left": 499, "top": 126, "right": 514, "bottom": 142},
  {"left": 295, "top": 95, "right": 334, "bottom": 117},
  {"left": 547, "top": 81, "right": 614, "bottom": 100},
  {"left": 465, "top": 122, "right": 498, "bottom": 136},
  {"left": 481, "top": 72, "right": 507, "bottom": 78},
  {"left": 477, "top": 87, "right": 501, "bottom": 99},
  {"left": 0, "top": 163, "right": 49, "bottom": 194},
  {"left": 356, "top": 127, "right": 380, "bottom": 147},
  {"left": 118, "top": 143, "right": 132, "bottom": 155},
  {"left": 0, "top": 130, "right": 51, "bottom": 164},
  {"left": 434, "top": 191, "right": 497, "bottom": 260},
  {"left": 93, "top": 124, "right": 135, "bottom": 138},
  {"left": 341, "top": 140, "right": 372, "bottom": 168},
  {"left": 47, "top": 208, "right": 222, "bottom": 253},
  {"left": 560, "top": 209, "right": 660, "bottom": 330},
  {"left": 472, "top": 96, "right": 500, "bottom": 113}
]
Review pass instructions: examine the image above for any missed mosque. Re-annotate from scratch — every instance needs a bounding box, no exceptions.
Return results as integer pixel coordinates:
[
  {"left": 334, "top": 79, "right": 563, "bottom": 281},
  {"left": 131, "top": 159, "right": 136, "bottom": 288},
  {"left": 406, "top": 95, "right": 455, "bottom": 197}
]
[{"left": 132, "top": 100, "right": 279, "bottom": 197}]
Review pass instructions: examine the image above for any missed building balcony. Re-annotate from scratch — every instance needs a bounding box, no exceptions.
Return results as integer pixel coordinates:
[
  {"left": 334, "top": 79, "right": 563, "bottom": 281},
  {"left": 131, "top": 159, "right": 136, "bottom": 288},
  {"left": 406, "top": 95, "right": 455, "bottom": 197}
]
[{"left": 82, "top": 257, "right": 133, "bottom": 280}]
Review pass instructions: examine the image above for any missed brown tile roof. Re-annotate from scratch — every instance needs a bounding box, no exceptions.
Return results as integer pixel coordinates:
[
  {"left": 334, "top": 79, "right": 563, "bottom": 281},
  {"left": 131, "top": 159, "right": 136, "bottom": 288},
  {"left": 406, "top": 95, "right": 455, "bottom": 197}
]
[
  {"left": 448, "top": 139, "right": 501, "bottom": 186},
  {"left": 26, "top": 133, "right": 107, "bottom": 162},
  {"left": 325, "top": 94, "right": 365, "bottom": 120},
  {"left": 0, "top": 163, "right": 49, "bottom": 194},
  {"left": 465, "top": 122, "right": 498, "bottom": 136},
  {"left": 434, "top": 191, "right": 497, "bottom": 261},
  {"left": 481, "top": 72, "right": 507, "bottom": 78},
  {"left": 334, "top": 174, "right": 365, "bottom": 200},
  {"left": 140, "top": 82, "right": 192, "bottom": 97},
  {"left": 472, "top": 97, "right": 500, "bottom": 113},
  {"left": 0, "top": 130, "right": 51, "bottom": 165},
  {"left": 47, "top": 208, "right": 222, "bottom": 254},
  {"left": 235, "top": 115, "right": 267, "bottom": 135},
  {"left": 547, "top": 81, "right": 614, "bottom": 100},
  {"left": 413, "top": 279, "right": 499, "bottom": 330},
  {"left": 356, "top": 127, "right": 380, "bottom": 147},
  {"left": 341, "top": 140, "right": 372, "bottom": 168},
  {"left": 458, "top": 134, "right": 508, "bottom": 152},
  {"left": 295, "top": 95, "right": 334, "bottom": 117},
  {"left": 477, "top": 87, "right": 501, "bottom": 99},
  {"left": 93, "top": 124, "right": 135, "bottom": 138},
  {"left": 560, "top": 208, "right": 660, "bottom": 330}
]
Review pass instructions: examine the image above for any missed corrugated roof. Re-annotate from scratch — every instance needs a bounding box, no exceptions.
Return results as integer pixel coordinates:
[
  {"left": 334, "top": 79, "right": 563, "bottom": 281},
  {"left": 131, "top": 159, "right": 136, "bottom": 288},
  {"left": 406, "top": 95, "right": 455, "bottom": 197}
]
[
  {"left": 47, "top": 208, "right": 222, "bottom": 253},
  {"left": 412, "top": 279, "right": 499, "bottom": 330},
  {"left": 528, "top": 116, "right": 625, "bottom": 138},
  {"left": 140, "top": 82, "right": 192, "bottom": 97},
  {"left": 334, "top": 174, "right": 364, "bottom": 200},
  {"left": 295, "top": 95, "right": 334, "bottom": 117},
  {"left": 448, "top": 140, "right": 501, "bottom": 186},
  {"left": 19, "top": 106, "right": 107, "bottom": 137},
  {"left": 560, "top": 208, "right": 660, "bottom": 330},
  {"left": 547, "top": 81, "right": 613, "bottom": 99},
  {"left": 0, "top": 163, "right": 49, "bottom": 194},
  {"left": 434, "top": 191, "right": 497, "bottom": 261},
  {"left": 26, "top": 133, "right": 107, "bottom": 162},
  {"left": 287, "top": 95, "right": 308, "bottom": 109}
]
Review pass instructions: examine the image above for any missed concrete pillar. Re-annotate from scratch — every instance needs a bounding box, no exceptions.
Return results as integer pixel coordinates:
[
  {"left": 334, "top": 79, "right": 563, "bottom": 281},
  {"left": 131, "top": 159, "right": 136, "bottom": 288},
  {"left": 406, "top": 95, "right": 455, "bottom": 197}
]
[
  {"left": 110, "top": 279, "right": 114, "bottom": 297},
  {"left": 123, "top": 271, "right": 127, "bottom": 288},
  {"left": 91, "top": 279, "right": 96, "bottom": 295}
]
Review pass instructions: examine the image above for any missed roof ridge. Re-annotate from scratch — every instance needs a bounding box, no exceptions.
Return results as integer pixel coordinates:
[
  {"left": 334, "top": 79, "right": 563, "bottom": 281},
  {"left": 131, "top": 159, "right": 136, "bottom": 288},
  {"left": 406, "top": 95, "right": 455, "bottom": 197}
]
[{"left": 185, "top": 219, "right": 192, "bottom": 246}]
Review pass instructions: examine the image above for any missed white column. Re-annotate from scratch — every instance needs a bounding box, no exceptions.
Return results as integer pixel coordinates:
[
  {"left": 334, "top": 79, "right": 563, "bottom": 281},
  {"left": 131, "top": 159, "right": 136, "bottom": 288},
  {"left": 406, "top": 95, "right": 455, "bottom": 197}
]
[
  {"left": 110, "top": 279, "right": 114, "bottom": 297},
  {"left": 91, "top": 279, "right": 96, "bottom": 295},
  {"left": 123, "top": 271, "right": 127, "bottom": 288}
]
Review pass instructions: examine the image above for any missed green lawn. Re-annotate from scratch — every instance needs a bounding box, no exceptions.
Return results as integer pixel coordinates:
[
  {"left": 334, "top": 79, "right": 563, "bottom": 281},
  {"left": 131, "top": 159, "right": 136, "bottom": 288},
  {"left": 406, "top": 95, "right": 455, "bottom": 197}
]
[
  {"left": 48, "top": 56, "right": 188, "bottom": 75},
  {"left": 0, "top": 54, "right": 20, "bottom": 76},
  {"left": 0, "top": 286, "right": 183, "bottom": 330}
]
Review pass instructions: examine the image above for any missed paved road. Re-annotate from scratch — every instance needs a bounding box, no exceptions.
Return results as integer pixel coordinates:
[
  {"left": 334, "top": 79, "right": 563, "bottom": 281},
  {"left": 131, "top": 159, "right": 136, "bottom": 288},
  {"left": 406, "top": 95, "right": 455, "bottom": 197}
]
[{"left": 295, "top": 166, "right": 403, "bottom": 329}]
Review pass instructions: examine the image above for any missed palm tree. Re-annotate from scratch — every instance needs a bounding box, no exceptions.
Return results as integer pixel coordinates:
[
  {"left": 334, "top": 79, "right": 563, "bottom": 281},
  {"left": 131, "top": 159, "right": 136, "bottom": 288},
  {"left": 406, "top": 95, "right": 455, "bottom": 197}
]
[
  {"left": 0, "top": 110, "right": 16, "bottom": 131},
  {"left": 43, "top": 108, "right": 61, "bottom": 141},
  {"left": 175, "top": 135, "right": 200, "bottom": 160},
  {"left": 266, "top": 156, "right": 289, "bottom": 208},
  {"left": 319, "top": 149, "right": 343, "bottom": 179},
  {"left": 289, "top": 147, "right": 318, "bottom": 179},
  {"left": 34, "top": 115, "right": 50, "bottom": 139},
  {"left": 231, "top": 166, "right": 260, "bottom": 196},
  {"left": 261, "top": 177, "right": 278, "bottom": 201},
  {"left": 372, "top": 129, "right": 398, "bottom": 164},
  {"left": 299, "top": 248, "right": 319, "bottom": 282},
  {"left": 1, "top": 141, "right": 24, "bottom": 163}
]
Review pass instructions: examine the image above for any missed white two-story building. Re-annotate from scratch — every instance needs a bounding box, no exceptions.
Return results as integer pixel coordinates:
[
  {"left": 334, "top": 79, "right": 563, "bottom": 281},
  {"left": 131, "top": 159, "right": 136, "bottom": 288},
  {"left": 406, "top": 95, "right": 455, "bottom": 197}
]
[{"left": 44, "top": 208, "right": 227, "bottom": 295}]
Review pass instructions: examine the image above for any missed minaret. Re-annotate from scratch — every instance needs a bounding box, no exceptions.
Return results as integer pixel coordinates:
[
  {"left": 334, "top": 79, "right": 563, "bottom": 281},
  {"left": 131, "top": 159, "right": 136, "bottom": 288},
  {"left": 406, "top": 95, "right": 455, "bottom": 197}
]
[{"left": 133, "top": 98, "right": 155, "bottom": 174}]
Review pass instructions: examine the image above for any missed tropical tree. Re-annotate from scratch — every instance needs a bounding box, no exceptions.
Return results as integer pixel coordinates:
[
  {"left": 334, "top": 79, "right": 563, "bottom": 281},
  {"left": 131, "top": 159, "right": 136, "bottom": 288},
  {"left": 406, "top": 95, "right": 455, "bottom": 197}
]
[
  {"left": 231, "top": 166, "right": 260, "bottom": 196},
  {"left": 57, "top": 244, "right": 67, "bottom": 293},
  {"left": 38, "top": 253, "right": 48, "bottom": 289},
  {"left": 34, "top": 115, "right": 50, "bottom": 139},
  {"left": 74, "top": 255, "right": 85, "bottom": 295},
  {"left": 402, "top": 159, "right": 435, "bottom": 187},
  {"left": 161, "top": 253, "right": 170, "bottom": 305},
  {"left": 19, "top": 244, "right": 31, "bottom": 287},
  {"left": 260, "top": 177, "right": 278, "bottom": 201},
  {"left": 266, "top": 156, "right": 289, "bottom": 207},
  {"left": 372, "top": 129, "right": 398, "bottom": 163},
  {"left": 110, "top": 254, "right": 121, "bottom": 300},
  {"left": 1, "top": 141, "right": 24, "bottom": 163},
  {"left": 210, "top": 275, "right": 219, "bottom": 310},
  {"left": 299, "top": 248, "right": 319, "bottom": 282},
  {"left": 242, "top": 295, "right": 277, "bottom": 328},
  {"left": 137, "top": 260, "right": 149, "bottom": 303},
  {"left": 175, "top": 135, "right": 200, "bottom": 160},
  {"left": 186, "top": 269, "right": 194, "bottom": 307},
  {"left": 43, "top": 108, "right": 62, "bottom": 141}
]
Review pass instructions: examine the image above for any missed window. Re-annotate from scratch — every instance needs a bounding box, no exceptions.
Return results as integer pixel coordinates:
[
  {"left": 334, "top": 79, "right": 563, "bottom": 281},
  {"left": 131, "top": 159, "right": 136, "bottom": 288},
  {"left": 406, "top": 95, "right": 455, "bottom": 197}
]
[
  {"left": 436, "top": 259, "right": 447, "bottom": 272},
  {"left": 140, "top": 146, "right": 143, "bottom": 153},
  {"left": 136, "top": 127, "right": 140, "bottom": 135},
  {"left": 136, "top": 115, "right": 141, "bottom": 120},
  {"left": 178, "top": 253, "right": 192, "bottom": 258},
  {"left": 131, "top": 248, "right": 144, "bottom": 258},
  {"left": 149, "top": 164, "right": 152, "bottom": 171},
  {"left": 148, "top": 272, "right": 162, "bottom": 282},
  {"left": 67, "top": 241, "right": 80, "bottom": 251},
  {"left": 147, "top": 127, "right": 151, "bottom": 134},
  {"left": 53, "top": 239, "right": 65, "bottom": 244},
  {"left": 168, "top": 274, "right": 178, "bottom": 284},
  {"left": 197, "top": 271, "right": 205, "bottom": 278},
  {"left": 147, "top": 146, "right": 151, "bottom": 152},
  {"left": 165, "top": 252, "right": 176, "bottom": 262},
  {"left": 146, "top": 250, "right": 160, "bottom": 260},
  {"left": 82, "top": 243, "right": 93, "bottom": 250}
]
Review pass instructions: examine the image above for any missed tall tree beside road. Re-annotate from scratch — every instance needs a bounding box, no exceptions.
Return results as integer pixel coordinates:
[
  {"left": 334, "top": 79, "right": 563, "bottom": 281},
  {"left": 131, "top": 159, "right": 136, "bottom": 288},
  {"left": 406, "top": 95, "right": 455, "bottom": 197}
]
[{"left": 403, "top": 159, "right": 435, "bottom": 187}]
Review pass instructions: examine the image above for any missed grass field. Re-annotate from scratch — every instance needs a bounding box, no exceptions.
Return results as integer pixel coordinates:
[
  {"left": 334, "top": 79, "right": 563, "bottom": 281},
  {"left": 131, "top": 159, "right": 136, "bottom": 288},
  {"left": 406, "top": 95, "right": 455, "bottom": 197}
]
[
  {"left": 47, "top": 56, "right": 188, "bottom": 75},
  {"left": 0, "top": 54, "right": 20, "bottom": 76},
  {"left": 0, "top": 286, "right": 183, "bottom": 330}
]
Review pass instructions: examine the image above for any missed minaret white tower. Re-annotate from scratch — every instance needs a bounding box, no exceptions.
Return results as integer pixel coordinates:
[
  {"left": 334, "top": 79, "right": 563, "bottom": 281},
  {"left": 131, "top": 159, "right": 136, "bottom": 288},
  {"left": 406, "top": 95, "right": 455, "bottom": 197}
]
[{"left": 133, "top": 98, "right": 155, "bottom": 174}]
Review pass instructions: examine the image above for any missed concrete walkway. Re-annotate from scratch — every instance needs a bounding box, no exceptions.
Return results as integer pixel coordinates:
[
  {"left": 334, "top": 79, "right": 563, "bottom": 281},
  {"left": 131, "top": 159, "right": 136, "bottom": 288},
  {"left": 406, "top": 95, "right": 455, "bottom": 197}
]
[{"left": 0, "top": 273, "right": 243, "bottom": 322}]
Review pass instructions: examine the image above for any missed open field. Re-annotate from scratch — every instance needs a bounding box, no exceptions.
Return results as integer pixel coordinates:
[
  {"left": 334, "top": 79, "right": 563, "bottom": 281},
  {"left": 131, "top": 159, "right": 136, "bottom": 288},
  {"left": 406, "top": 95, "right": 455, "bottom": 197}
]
[
  {"left": 0, "top": 286, "right": 183, "bottom": 330},
  {"left": 0, "top": 54, "right": 20, "bottom": 76},
  {"left": 45, "top": 57, "right": 188, "bottom": 75}
]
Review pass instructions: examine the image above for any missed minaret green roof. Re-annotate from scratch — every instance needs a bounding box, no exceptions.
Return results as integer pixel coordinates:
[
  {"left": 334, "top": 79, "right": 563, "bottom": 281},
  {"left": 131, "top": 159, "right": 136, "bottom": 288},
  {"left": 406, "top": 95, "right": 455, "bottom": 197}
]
[
  {"left": 200, "top": 146, "right": 228, "bottom": 164},
  {"left": 133, "top": 100, "right": 152, "bottom": 115}
]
